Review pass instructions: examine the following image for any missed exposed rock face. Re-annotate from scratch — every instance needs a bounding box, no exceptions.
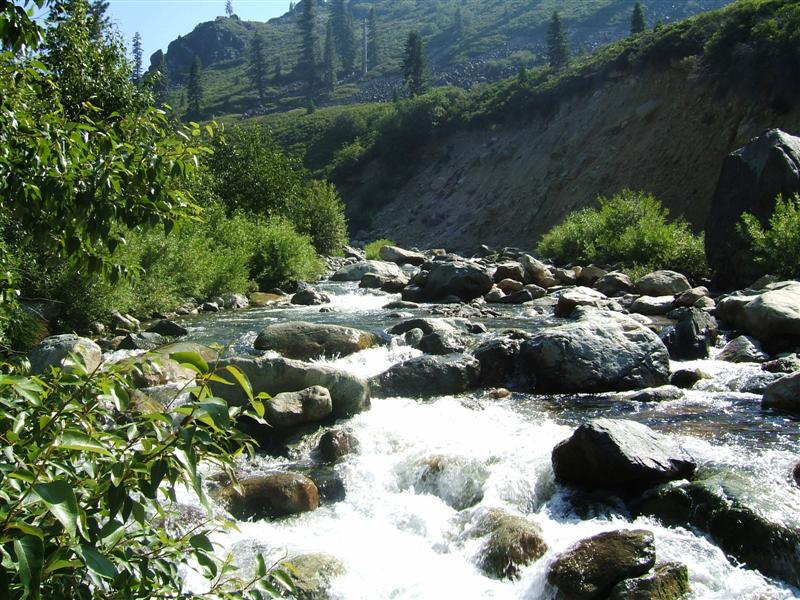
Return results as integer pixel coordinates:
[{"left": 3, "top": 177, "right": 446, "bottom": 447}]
[
  {"left": 421, "top": 261, "right": 493, "bottom": 302},
  {"left": 378, "top": 245, "right": 426, "bottom": 265},
  {"left": 370, "top": 354, "right": 481, "bottom": 398},
  {"left": 717, "top": 335, "right": 768, "bottom": 363},
  {"left": 715, "top": 281, "right": 800, "bottom": 346},
  {"left": 264, "top": 386, "right": 333, "bottom": 428},
  {"left": 552, "top": 419, "right": 696, "bottom": 490},
  {"left": 330, "top": 260, "right": 404, "bottom": 281},
  {"left": 548, "top": 529, "right": 657, "bottom": 599},
  {"left": 706, "top": 129, "right": 800, "bottom": 287},
  {"left": 254, "top": 321, "right": 378, "bottom": 360},
  {"left": 29, "top": 334, "right": 102, "bottom": 374},
  {"left": 474, "top": 509, "right": 548, "bottom": 580},
  {"left": 607, "top": 562, "right": 690, "bottom": 600},
  {"left": 520, "top": 309, "right": 670, "bottom": 393},
  {"left": 213, "top": 356, "right": 370, "bottom": 418},
  {"left": 762, "top": 371, "right": 800, "bottom": 415},
  {"left": 659, "top": 307, "right": 719, "bottom": 360},
  {"left": 215, "top": 473, "right": 319, "bottom": 520},
  {"left": 635, "top": 271, "right": 691, "bottom": 296}
]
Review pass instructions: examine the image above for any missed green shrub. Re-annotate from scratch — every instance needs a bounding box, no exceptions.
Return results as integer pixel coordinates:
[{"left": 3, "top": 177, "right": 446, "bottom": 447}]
[
  {"left": 537, "top": 190, "right": 707, "bottom": 278},
  {"left": 739, "top": 194, "right": 800, "bottom": 278},
  {"left": 288, "top": 180, "right": 349, "bottom": 256},
  {"left": 365, "top": 239, "right": 396, "bottom": 260},
  {"left": 248, "top": 216, "right": 324, "bottom": 289}
]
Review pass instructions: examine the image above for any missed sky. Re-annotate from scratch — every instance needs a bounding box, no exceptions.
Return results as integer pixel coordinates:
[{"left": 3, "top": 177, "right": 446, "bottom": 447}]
[{"left": 105, "top": 0, "right": 293, "bottom": 65}]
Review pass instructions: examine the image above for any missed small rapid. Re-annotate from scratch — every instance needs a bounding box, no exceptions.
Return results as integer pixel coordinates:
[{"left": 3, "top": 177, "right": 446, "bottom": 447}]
[{"left": 172, "top": 282, "right": 799, "bottom": 599}]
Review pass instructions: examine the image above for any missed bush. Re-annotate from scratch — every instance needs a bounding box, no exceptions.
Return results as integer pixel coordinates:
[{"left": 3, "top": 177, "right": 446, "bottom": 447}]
[
  {"left": 537, "top": 190, "right": 707, "bottom": 278},
  {"left": 739, "top": 194, "right": 800, "bottom": 278},
  {"left": 248, "top": 216, "right": 324, "bottom": 289},
  {"left": 288, "top": 180, "right": 349, "bottom": 256},
  {"left": 365, "top": 239, "right": 396, "bottom": 260}
]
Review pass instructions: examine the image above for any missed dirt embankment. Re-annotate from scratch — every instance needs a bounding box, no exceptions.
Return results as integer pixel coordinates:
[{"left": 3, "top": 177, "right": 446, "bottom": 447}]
[{"left": 347, "top": 60, "right": 800, "bottom": 252}]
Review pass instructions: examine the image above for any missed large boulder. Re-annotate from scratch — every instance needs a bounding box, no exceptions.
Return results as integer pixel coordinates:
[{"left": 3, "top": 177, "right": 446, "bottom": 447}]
[
  {"left": 254, "top": 321, "right": 378, "bottom": 360},
  {"left": 214, "top": 473, "right": 319, "bottom": 520},
  {"left": 417, "top": 331, "right": 467, "bottom": 355},
  {"left": 762, "top": 371, "right": 800, "bottom": 415},
  {"left": 715, "top": 281, "right": 800, "bottom": 346},
  {"left": 520, "top": 255, "right": 557, "bottom": 288},
  {"left": 607, "top": 562, "right": 689, "bottom": 600},
  {"left": 370, "top": 354, "right": 480, "bottom": 398},
  {"left": 706, "top": 129, "right": 800, "bottom": 287},
  {"left": 552, "top": 419, "right": 696, "bottom": 490},
  {"left": 330, "top": 260, "right": 404, "bottom": 281},
  {"left": 388, "top": 317, "right": 462, "bottom": 337},
  {"left": 717, "top": 335, "right": 768, "bottom": 363},
  {"left": 659, "top": 308, "right": 719, "bottom": 360},
  {"left": 474, "top": 509, "right": 548, "bottom": 580},
  {"left": 596, "top": 272, "right": 634, "bottom": 297},
  {"left": 119, "top": 332, "right": 167, "bottom": 351},
  {"left": 421, "top": 261, "right": 493, "bottom": 302},
  {"left": 146, "top": 319, "right": 188, "bottom": 337},
  {"left": 213, "top": 356, "right": 370, "bottom": 418},
  {"left": 378, "top": 245, "right": 426, "bottom": 265},
  {"left": 635, "top": 271, "right": 691, "bottom": 296},
  {"left": 472, "top": 337, "right": 524, "bottom": 387},
  {"left": 264, "top": 386, "right": 332, "bottom": 429},
  {"left": 520, "top": 309, "right": 670, "bottom": 393},
  {"left": 547, "top": 529, "right": 656, "bottom": 599},
  {"left": 493, "top": 262, "right": 525, "bottom": 283},
  {"left": 291, "top": 288, "right": 331, "bottom": 306},
  {"left": 29, "top": 334, "right": 102, "bottom": 374}
]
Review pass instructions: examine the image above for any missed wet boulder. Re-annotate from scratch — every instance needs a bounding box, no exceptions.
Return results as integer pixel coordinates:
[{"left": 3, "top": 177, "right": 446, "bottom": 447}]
[
  {"left": 378, "top": 245, "right": 426, "bottom": 266},
  {"left": 286, "top": 553, "right": 344, "bottom": 600},
  {"left": 607, "top": 562, "right": 689, "bottom": 600},
  {"left": 474, "top": 509, "right": 548, "bottom": 580},
  {"left": 146, "top": 319, "right": 188, "bottom": 337},
  {"left": 412, "top": 454, "right": 488, "bottom": 510},
  {"left": 659, "top": 308, "right": 719, "bottom": 360},
  {"left": 520, "top": 309, "right": 670, "bottom": 393},
  {"left": 547, "top": 529, "right": 656, "bottom": 599},
  {"left": 417, "top": 331, "right": 467, "bottom": 355},
  {"left": 330, "top": 260, "right": 404, "bottom": 281},
  {"left": 763, "top": 353, "right": 800, "bottom": 374},
  {"left": 762, "top": 371, "right": 800, "bottom": 415},
  {"left": 552, "top": 418, "right": 696, "bottom": 490},
  {"left": 624, "top": 385, "right": 684, "bottom": 403},
  {"left": 717, "top": 335, "right": 768, "bottom": 363},
  {"left": 472, "top": 337, "right": 524, "bottom": 387},
  {"left": 669, "top": 368, "right": 705, "bottom": 389},
  {"left": 264, "top": 386, "right": 332, "bottom": 429},
  {"left": 119, "top": 332, "right": 167, "bottom": 351},
  {"left": 29, "top": 334, "right": 102, "bottom": 374},
  {"left": 254, "top": 321, "right": 378, "bottom": 360},
  {"left": 317, "top": 429, "right": 358, "bottom": 463},
  {"left": 370, "top": 354, "right": 481, "bottom": 398},
  {"left": 213, "top": 356, "right": 370, "bottom": 418},
  {"left": 291, "top": 287, "right": 331, "bottom": 306},
  {"left": 215, "top": 473, "right": 319, "bottom": 520},
  {"left": 421, "top": 261, "right": 493, "bottom": 302},
  {"left": 635, "top": 271, "right": 691, "bottom": 296}
]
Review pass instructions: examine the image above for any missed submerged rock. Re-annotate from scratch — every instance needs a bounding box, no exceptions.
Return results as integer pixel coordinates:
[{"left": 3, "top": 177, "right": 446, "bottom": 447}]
[
  {"left": 552, "top": 418, "right": 696, "bottom": 490},
  {"left": 474, "top": 509, "right": 548, "bottom": 580},
  {"left": 548, "top": 529, "right": 656, "bottom": 599},
  {"left": 254, "top": 321, "right": 378, "bottom": 360},
  {"left": 28, "top": 334, "right": 102, "bottom": 374},
  {"left": 215, "top": 473, "right": 319, "bottom": 520},
  {"left": 370, "top": 354, "right": 481, "bottom": 398},
  {"left": 412, "top": 455, "right": 488, "bottom": 510},
  {"left": 317, "top": 429, "right": 358, "bottom": 463}
]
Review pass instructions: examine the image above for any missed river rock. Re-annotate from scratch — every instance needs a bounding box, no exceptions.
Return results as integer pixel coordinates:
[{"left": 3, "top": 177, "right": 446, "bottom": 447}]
[
  {"left": 659, "top": 308, "right": 719, "bottom": 360},
  {"left": 670, "top": 368, "right": 705, "bottom": 389},
  {"left": 216, "top": 473, "right": 319, "bottom": 520},
  {"left": 200, "top": 301, "right": 220, "bottom": 312},
  {"left": 577, "top": 264, "right": 608, "bottom": 286},
  {"left": 213, "top": 356, "right": 370, "bottom": 418},
  {"left": 520, "top": 255, "right": 557, "bottom": 288},
  {"left": 118, "top": 351, "right": 197, "bottom": 388},
  {"left": 119, "top": 332, "right": 167, "bottom": 351},
  {"left": 625, "top": 385, "right": 684, "bottom": 403},
  {"left": 330, "top": 260, "right": 404, "bottom": 281},
  {"left": 250, "top": 292, "right": 288, "bottom": 307},
  {"left": 674, "top": 286, "right": 710, "bottom": 308},
  {"left": 317, "top": 429, "right": 358, "bottom": 463},
  {"left": 635, "top": 271, "right": 691, "bottom": 296},
  {"left": 291, "top": 287, "right": 331, "bottom": 306},
  {"left": 472, "top": 337, "right": 524, "bottom": 387},
  {"left": 553, "top": 267, "right": 578, "bottom": 285},
  {"left": 286, "top": 553, "right": 344, "bottom": 600},
  {"left": 146, "top": 319, "right": 188, "bottom": 337},
  {"left": 496, "top": 278, "right": 524, "bottom": 294},
  {"left": 474, "top": 509, "right": 548, "bottom": 580},
  {"left": 421, "top": 261, "right": 494, "bottom": 302},
  {"left": 762, "top": 371, "right": 800, "bottom": 414},
  {"left": 793, "top": 463, "right": 800, "bottom": 487},
  {"left": 717, "top": 335, "right": 768, "bottom": 363},
  {"left": 762, "top": 354, "right": 800, "bottom": 373},
  {"left": 111, "top": 311, "right": 140, "bottom": 332},
  {"left": 520, "top": 309, "right": 670, "bottom": 393},
  {"left": 596, "top": 272, "right": 634, "bottom": 297},
  {"left": 554, "top": 287, "right": 609, "bottom": 317},
  {"left": 484, "top": 287, "right": 506, "bottom": 303},
  {"left": 418, "top": 331, "right": 467, "bottom": 355},
  {"left": 388, "top": 317, "right": 461, "bottom": 336},
  {"left": 717, "top": 281, "right": 800, "bottom": 347},
  {"left": 221, "top": 292, "right": 249, "bottom": 309},
  {"left": 607, "top": 562, "right": 690, "bottom": 600},
  {"left": 412, "top": 455, "right": 488, "bottom": 510},
  {"left": 383, "top": 300, "right": 420, "bottom": 310},
  {"left": 493, "top": 262, "right": 525, "bottom": 283},
  {"left": 548, "top": 529, "right": 656, "bottom": 599},
  {"left": 254, "top": 321, "right": 377, "bottom": 360},
  {"left": 630, "top": 295, "right": 675, "bottom": 316},
  {"left": 28, "top": 334, "right": 102, "bottom": 374},
  {"left": 264, "top": 386, "right": 332, "bottom": 429},
  {"left": 706, "top": 129, "right": 800, "bottom": 287},
  {"left": 403, "top": 328, "right": 425, "bottom": 347},
  {"left": 552, "top": 418, "right": 696, "bottom": 490},
  {"left": 635, "top": 474, "right": 800, "bottom": 587},
  {"left": 378, "top": 245, "right": 426, "bottom": 265},
  {"left": 370, "top": 354, "right": 481, "bottom": 398}
]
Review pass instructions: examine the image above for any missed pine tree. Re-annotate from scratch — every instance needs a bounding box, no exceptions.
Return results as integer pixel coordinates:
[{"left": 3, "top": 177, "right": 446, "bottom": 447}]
[
  {"left": 298, "top": 0, "right": 320, "bottom": 91},
  {"left": 454, "top": 7, "right": 464, "bottom": 39},
  {"left": 225, "top": 0, "right": 234, "bottom": 17},
  {"left": 131, "top": 31, "right": 143, "bottom": 83},
  {"left": 248, "top": 32, "right": 267, "bottom": 102},
  {"left": 631, "top": 2, "right": 646, "bottom": 35},
  {"left": 402, "top": 30, "right": 429, "bottom": 98},
  {"left": 323, "top": 20, "right": 337, "bottom": 91},
  {"left": 367, "top": 7, "right": 380, "bottom": 69},
  {"left": 330, "top": 0, "right": 355, "bottom": 75},
  {"left": 546, "top": 11, "right": 570, "bottom": 70},
  {"left": 187, "top": 55, "right": 203, "bottom": 117}
]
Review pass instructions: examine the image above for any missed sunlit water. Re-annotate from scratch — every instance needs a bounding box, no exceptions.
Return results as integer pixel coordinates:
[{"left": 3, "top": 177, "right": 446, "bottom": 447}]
[{"left": 168, "top": 282, "right": 798, "bottom": 599}]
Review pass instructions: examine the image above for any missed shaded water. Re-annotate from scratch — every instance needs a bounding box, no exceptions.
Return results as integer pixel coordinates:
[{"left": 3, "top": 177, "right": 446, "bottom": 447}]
[{"left": 173, "top": 282, "right": 799, "bottom": 599}]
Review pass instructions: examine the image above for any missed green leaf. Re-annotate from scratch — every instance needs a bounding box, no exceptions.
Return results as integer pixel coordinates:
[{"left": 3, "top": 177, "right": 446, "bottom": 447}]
[
  {"left": 57, "top": 430, "right": 111, "bottom": 456},
  {"left": 13, "top": 534, "right": 43, "bottom": 599},
  {"left": 272, "top": 569, "right": 296, "bottom": 593},
  {"left": 189, "top": 534, "right": 213, "bottom": 553},
  {"left": 225, "top": 365, "right": 253, "bottom": 402},
  {"left": 170, "top": 351, "right": 208, "bottom": 374},
  {"left": 255, "top": 554, "right": 267, "bottom": 578},
  {"left": 77, "top": 544, "right": 117, "bottom": 580},
  {"left": 197, "top": 398, "right": 230, "bottom": 429},
  {"left": 32, "top": 481, "right": 78, "bottom": 539}
]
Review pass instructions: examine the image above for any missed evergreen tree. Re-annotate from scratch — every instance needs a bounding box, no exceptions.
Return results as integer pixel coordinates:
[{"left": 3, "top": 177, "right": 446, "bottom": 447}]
[
  {"left": 152, "top": 53, "right": 169, "bottom": 105},
  {"left": 546, "top": 11, "right": 570, "bottom": 70},
  {"left": 225, "top": 0, "right": 234, "bottom": 17},
  {"left": 330, "top": 0, "right": 355, "bottom": 75},
  {"left": 402, "top": 30, "right": 429, "bottom": 97},
  {"left": 323, "top": 20, "right": 337, "bottom": 91},
  {"left": 298, "top": 0, "right": 320, "bottom": 91},
  {"left": 248, "top": 32, "right": 267, "bottom": 102},
  {"left": 367, "top": 7, "right": 380, "bottom": 69},
  {"left": 131, "top": 31, "right": 143, "bottom": 83},
  {"left": 187, "top": 55, "right": 203, "bottom": 117},
  {"left": 275, "top": 56, "right": 283, "bottom": 80},
  {"left": 631, "top": 2, "right": 646, "bottom": 35},
  {"left": 454, "top": 7, "right": 464, "bottom": 39}
]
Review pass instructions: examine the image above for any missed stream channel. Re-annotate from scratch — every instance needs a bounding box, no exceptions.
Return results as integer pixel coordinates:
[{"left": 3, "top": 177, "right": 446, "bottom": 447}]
[{"left": 127, "top": 281, "right": 800, "bottom": 599}]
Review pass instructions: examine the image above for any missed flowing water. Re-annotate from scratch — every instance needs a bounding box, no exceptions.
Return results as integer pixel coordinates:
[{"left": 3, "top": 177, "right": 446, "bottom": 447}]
[{"left": 167, "top": 282, "right": 799, "bottom": 599}]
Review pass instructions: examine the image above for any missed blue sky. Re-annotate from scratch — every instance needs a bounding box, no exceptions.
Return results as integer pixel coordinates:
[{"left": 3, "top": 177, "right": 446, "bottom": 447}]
[{"left": 105, "top": 0, "right": 293, "bottom": 65}]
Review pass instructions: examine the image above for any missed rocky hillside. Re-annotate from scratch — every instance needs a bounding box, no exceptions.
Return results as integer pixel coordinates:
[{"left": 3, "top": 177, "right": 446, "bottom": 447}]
[{"left": 339, "top": 1, "right": 800, "bottom": 251}]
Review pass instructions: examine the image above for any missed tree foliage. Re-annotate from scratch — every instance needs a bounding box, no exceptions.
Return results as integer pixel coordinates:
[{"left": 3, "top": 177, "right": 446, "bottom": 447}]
[
  {"left": 322, "top": 20, "right": 337, "bottom": 91},
  {"left": 366, "top": 7, "right": 380, "bottom": 70},
  {"left": 298, "top": 0, "right": 320, "bottom": 90},
  {"left": 546, "top": 11, "right": 570, "bottom": 69},
  {"left": 248, "top": 32, "right": 267, "bottom": 102},
  {"left": 402, "top": 30, "right": 429, "bottom": 98},
  {"left": 131, "top": 31, "right": 142, "bottom": 83},
  {"left": 330, "top": 0, "right": 355, "bottom": 75},
  {"left": 631, "top": 2, "right": 646, "bottom": 35},
  {"left": 739, "top": 194, "right": 800, "bottom": 279},
  {"left": 187, "top": 55, "right": 203, "bottom": 117}
]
